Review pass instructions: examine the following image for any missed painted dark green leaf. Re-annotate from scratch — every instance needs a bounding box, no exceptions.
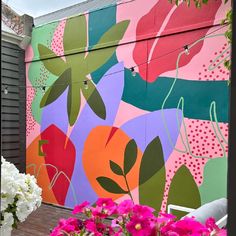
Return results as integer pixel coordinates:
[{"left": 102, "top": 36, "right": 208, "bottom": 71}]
[
  {"left": 109, "top": 161, "right": 123, "bottom": 176},
  {"left": 124, "top": 139, "right": 137, "bottom": 175},
  {"left": 81, "top": 80, "right": 106, "bottom": 120},
  {"left": 67, "top": 83, "right": 81, "bottom": 126},
  {"left": 63, "top": 15, "right": 87, "bottom": 53},
  {"left": 40, "top": 68, "right": 71, "bottom": 108},
  {"left": 38, "top": 44, "right": 67, "bottom": 76},
  {"left": 139, "top": 166, "right": 165, "bottom": 212},
  {"left": 167, "top": 165, "right": 201, "bottom": 219},
  {"left": 139, "top": 137, "right": 165, "bottom": 212},
  {"left": 96, "top": 177, "right": 128, "bottom": 194},
  {"left": 86, "top": 20, "right": 130, "bottom": 73},
  {"left": 139, "top": 137, "right": 164, "bottom": 185}
]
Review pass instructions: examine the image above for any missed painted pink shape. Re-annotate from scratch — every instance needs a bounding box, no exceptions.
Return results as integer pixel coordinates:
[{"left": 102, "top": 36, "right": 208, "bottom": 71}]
[
  {"left": 25, "top": 45, "right": 40, "bottom": 147},
  {"left": 160, "top": 118, "right": 228, "bottom": 211},
  {"left": 113, "top": 101, "right": 149, "bottom": 128},
  {"left": 160, "top": 27, "right": 230, "bottom": 81},
  {"left": 116, "top": 0, "right": 157, "bottom": 69},
  {"left": 51, "top": 19, "right": 66, "bottom": 57},
  {"left": 116, "top": 187, "right": 139, "bottom": 205}
]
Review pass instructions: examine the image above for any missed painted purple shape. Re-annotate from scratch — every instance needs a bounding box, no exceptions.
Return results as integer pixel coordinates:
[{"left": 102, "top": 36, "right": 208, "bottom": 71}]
[
  {"left": 65, "top": 62, "right": 125, "bottom": 207},
  {"left": 41, "top": 88, "right": 69, "bottom": 134},
  {"left": 121, "top": 109, "right": 183, "bottom": 162}
]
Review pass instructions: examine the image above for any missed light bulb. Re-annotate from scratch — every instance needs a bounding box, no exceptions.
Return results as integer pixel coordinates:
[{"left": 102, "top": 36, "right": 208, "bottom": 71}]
[
  {"left": 4, "top": 86, "right": 8, "bottom": 95},
  {"left": 83, "top": 80, "right": 89, "bottom": 90},
  {"left": 130, "top": 67, "right": 136, "bottom": 77},
  {"left": 184, "top": 45, "right": 190, "bottom": 55}
]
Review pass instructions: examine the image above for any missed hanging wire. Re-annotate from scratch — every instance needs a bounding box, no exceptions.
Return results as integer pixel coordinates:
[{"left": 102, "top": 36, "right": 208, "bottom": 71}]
[{"left": 3, "top": 23, "right": 229, "bottom": 92}]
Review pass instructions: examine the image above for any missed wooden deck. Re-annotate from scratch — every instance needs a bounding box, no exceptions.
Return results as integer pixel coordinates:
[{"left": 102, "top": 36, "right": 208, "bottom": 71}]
[{"left": 12, "top": 203, "right": 75, "bottom": 236}]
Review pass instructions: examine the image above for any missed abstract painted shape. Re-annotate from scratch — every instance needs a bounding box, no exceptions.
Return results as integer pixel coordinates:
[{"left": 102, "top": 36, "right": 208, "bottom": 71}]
[
  {"left": 123, "top": 76, "right": 228, "bottom": 122},
  {"left": 26, "top": 134, "right": 58, "bottom": 204},
  {"left": 65, "top": 63, "right": 125, "bottom": 206},
  {"left": 41, "top": 124, "right": 76, "bottom": 205},
  {"left": 133, "top": 0, "right": 221, "bottom": 82},
  {"left": 121, "top": 108, "right": 183, "bottom": 161},
  {"left": 167, "top": 165, "right": 201, "bottom": 219},
  {"left": 38, "top": 139, "right": 49, "bottom": 156},
  {"left": 199, "top": 157, "right": 227, "bottom": 204}
]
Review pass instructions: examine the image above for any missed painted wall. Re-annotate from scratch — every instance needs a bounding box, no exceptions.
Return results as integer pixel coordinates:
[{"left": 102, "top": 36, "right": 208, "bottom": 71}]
[{"left": 26, "top": 0, "right": 230, "bottom": 214}]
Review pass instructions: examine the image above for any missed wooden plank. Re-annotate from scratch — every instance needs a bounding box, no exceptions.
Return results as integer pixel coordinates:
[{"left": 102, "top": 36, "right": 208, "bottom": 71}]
[
  {"left": 1, "top": 76, "right": 19, "bottom": 85},
  {"left": 1, "top": 46, "right": 20, "bottom": 57},
  {"left": 1, "top": 121, "right": 20, "bottom": 128},
  {"left": 2, "top": 134, "right": 20, "bottom": 142},
  {"left": 1, "top": 99, "right": 19, "bottom": 107},
  {"left": 1, "top": 54, "right": 19, "bottom": 64},
  {"left": 1, "top": 68, "right": 19, "bottom": 78},
  {"left": 1, "top": 142, "right": 20, "bottom": 149},
  {"left": 2, "top": 149, "right": 20, "bottom": 158},
  {"left": 2, "top": 41, "right": 21, "bottom": 50},
  {"left": 2, "top": 113, "right": 19, "bottom": 121},
  {"left": 1, "top": 62, "right": 19, "bottom": 72},
  {"left": 2, "top": 106, "right": 20, "bottom": 113},
  {"left": 2, "top": 92, "right": 20, "bottom": 100}
]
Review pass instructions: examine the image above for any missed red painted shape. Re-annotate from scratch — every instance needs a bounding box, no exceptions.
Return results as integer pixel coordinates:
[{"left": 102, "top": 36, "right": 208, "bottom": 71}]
[
  {"left": 41, "top": 125, "right": 76, "bottom": 205},
  {"left": 133, "top": 0, "right": 222, "bottom": 82},
  {"left": 105, "top": 126, "right": 119, "bottom": 146}
]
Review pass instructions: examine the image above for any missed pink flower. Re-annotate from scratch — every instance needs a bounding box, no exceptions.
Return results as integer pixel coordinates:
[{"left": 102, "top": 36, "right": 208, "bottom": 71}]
[
  {"left": 126, "top": 216, "right": 154, "bottom": 236},
  {"left": 132, "top": 204, "right": 155, "bottom": 219},
  {"left": 72, "top": 201, "right": 90, "bottom": 214},
  {"left": 205, "top": 217, "right": 227, "bottom": 236},
  {"left": 95, "top": 198, "right": 117, "bottom": 216},
  {"left": 117, "top": 199, "right": 134, "bottom": 215}
]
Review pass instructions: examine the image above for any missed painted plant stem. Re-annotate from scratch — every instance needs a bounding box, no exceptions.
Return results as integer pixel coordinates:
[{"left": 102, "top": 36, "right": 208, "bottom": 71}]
[{"left": 123, "top": 173, "right": 134, "bottom": 203}]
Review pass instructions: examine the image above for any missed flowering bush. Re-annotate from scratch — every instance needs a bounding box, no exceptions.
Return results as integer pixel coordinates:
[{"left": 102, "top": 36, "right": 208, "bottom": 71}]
[
  {"left": 0, "top": 157, "right": 42, "bottom": 233},
  {"left": 50, "top": 198, "right": 227, "bottom": 236}
]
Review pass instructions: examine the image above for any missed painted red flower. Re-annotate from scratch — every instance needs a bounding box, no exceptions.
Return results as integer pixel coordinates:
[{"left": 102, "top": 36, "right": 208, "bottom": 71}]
[{"left": 133, "top": 0, "right": 222, "bottom": 82}]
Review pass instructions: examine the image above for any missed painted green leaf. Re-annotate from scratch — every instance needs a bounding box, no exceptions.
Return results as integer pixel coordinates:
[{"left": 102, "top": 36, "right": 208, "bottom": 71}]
[
  {"left": 139, "top": 166, "right": 165, "bottom": 212},
  {"left": 139, "top": 137, "right": 164, "bottom": 185},
  {"left": 139, "top": 137, "right": 165, "bottom": 211},
  {"left": 199, "top": 157, "right": 227, "bottom": 204},
  {"left": 167, "top": 165, "right": 201, "bottom": 219},
  {"left": 38, "top": 44, "right": 67, "bottom": 76},
  {"left": 124, "top": 139, "right": 137, "bottom": 175},
  {"left": 63, "top": 15, "right": 87, "bottom": 53},
  {"left": 40, "top": 68, "right": 71, "bottom": 108},
  {"left": 109, "top": 161, "right": 123, "bottom": 176},
  {"left": 81, "top": 80, "right": 106, "bottom": 120},
  {"left": 67, "top": 84, "right": 81, "bottom": 126},
  {"left": 96, "top": 177, "right": 128, "bottom": 194},
  {"left": 86, "top": 20, "right": 130, "bottom": 73}
]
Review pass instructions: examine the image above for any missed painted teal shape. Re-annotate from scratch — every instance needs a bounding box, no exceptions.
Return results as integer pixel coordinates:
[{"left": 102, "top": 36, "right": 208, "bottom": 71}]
[
  {"left": 89, "top": 4, "right": 118, "bottom": 84},
  {"left": 28, "top": 23, "right": 59, "bottom": 123},
  {"left": 122, "top": 70, "right": 229, "bottom": 122},
  {"left": 199, "top": 157, "right": 227, "bottom": 204}
]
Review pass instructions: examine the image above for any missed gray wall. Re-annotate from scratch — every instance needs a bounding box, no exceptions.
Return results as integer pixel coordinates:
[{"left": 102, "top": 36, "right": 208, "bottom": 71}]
[{"left": 1, "top": 40, "right": 26, "bottom": 172}]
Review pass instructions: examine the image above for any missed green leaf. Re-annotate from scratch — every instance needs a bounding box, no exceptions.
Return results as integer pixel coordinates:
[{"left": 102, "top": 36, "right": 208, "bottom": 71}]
[
  {"left": 110, "top": 161, "right": 123, "bottom": 176},
  {"left": 199, "top": 157, "right": 227, "bottom": 204},
  {"left": 40, "top": 68, "right": 71, "bottom": 108},
  {"left": 139, "top": 166, "right": 165, "bottom": 212},
  {"left": 67, "top": 83, "right": 81, "bottom": 126},
  {"left": 38, "top": 44, "right": 67, "bottom": 76},
  {"left": 167, "top": 165, "right": 201, "bottom": 219},
  {"left": 63, "top": 15, "right": 87, "bottom": 53},
  {"left": 96, "top": 177, "right": 128, "bottom": 194},
  {"left": 86, "top": 20, "right": 130, "bottom": 73},
  {"left": 139, "top": 137, "right": 164, "bottom": 185},
  {"left": 81, "top": 80, "right": 106, "bottom": 120},
  {"left": 124, "top": 139, "right": 138, "bottom": 175}
]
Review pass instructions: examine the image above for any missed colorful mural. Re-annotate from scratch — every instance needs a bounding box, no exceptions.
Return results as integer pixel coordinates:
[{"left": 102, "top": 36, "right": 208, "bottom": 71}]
[{"left": 26, "top": 0, "right": 230, "bottom": 214}]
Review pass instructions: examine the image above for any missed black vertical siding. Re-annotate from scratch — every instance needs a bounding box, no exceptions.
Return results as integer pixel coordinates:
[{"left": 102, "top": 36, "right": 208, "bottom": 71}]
[{"left": 1, "top": 41, "right": 26, "bottom": 172}]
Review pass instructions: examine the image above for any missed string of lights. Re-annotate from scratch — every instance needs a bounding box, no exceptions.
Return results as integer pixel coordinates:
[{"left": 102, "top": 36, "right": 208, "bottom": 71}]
[{"left": 2, "top": 23, "right": 229, "bottom": 94}]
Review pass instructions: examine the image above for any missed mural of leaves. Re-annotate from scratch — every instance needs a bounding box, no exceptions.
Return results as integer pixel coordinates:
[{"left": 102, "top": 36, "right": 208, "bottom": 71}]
[
  {"left": 167, "top": 165, "right": 201, "bottom": 219},
  {"left": 139, "top": 137, "right": 165, "bottom": 211},
  {"left": 38, "top": 15, "right": 130, "bottom": 126}
]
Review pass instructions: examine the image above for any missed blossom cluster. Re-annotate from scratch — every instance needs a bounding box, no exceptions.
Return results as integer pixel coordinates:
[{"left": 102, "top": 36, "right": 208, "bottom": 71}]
[
  {"left": 0, "top": 157, "right": 42, "bottom": 232},
  {"left": 50, "top": 198, "right": 227, "bottom": 236}
]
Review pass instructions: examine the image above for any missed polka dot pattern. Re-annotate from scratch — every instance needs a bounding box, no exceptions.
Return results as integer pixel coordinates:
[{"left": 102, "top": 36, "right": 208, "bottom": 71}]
[{"left": 198, "top": 43, "right": 230, "bottom": 81}]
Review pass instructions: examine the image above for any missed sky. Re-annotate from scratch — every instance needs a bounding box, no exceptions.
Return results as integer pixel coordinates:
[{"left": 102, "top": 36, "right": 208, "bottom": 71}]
[{"left": 3, "top": 0, "right": 87, "bottom": 17}]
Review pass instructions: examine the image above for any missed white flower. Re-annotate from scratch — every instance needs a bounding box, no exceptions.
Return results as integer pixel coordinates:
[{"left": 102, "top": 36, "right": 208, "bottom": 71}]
[
  {"left": 1, "top": 212, "right": 14, "bottom": 231},
  {"left": 1, "top": 156, "right": 42, "bottom": 230}
]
